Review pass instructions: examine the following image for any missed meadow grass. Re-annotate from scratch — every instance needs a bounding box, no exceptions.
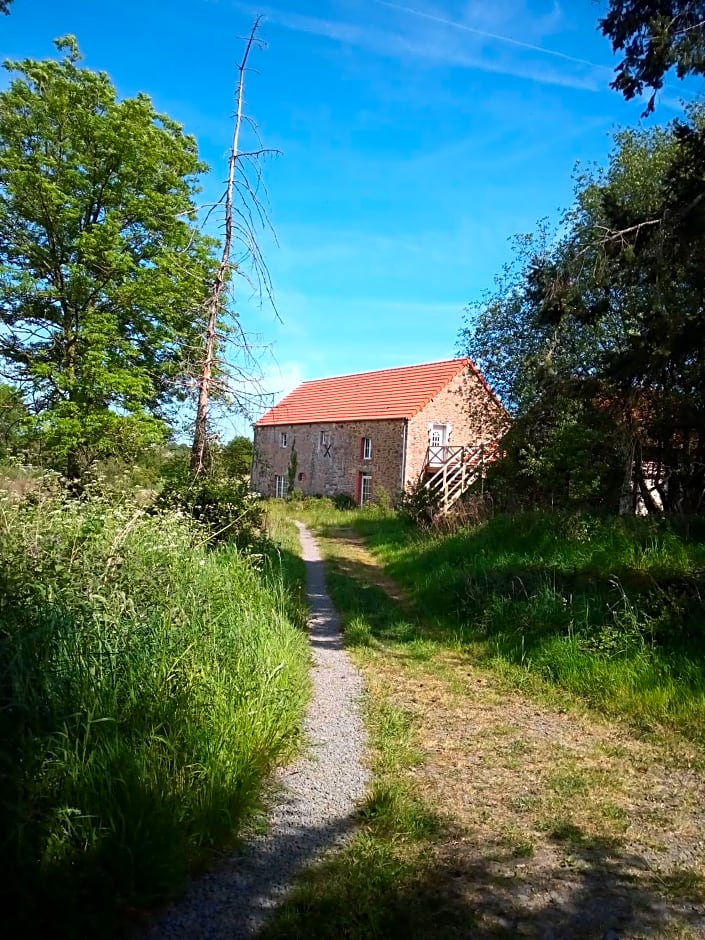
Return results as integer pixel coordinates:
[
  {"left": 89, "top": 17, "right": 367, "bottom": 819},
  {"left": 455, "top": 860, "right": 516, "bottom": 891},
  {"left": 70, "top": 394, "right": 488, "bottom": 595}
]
[
  {"left": 261, "top": 499, "right": 705, "bottom": 938},
  {"left": 0, "top": 485, "right": 310, "bottom": 936},
  {"left": 291, "top": 499, "right": 705, "bottom": 741}
]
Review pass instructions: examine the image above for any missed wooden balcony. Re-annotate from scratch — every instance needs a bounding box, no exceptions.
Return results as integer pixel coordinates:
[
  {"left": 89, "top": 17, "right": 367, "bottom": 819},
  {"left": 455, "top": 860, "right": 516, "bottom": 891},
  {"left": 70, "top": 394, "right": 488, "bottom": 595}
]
[
  {"left": 425, "top": 444, "right": 467, "bottom": 469},
  {"left": 421, "top": 442, "right": 496, "bottom": 514}
]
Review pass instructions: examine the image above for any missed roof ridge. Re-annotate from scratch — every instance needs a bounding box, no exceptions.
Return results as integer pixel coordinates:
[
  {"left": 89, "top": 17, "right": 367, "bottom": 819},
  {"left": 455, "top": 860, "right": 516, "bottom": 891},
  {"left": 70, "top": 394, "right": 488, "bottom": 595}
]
[
  {"left": 296, "top": 357, "right": 468, "bottom": 386},
  {"left": 253, "top": 357, "right": 502, "bottom": 427}
]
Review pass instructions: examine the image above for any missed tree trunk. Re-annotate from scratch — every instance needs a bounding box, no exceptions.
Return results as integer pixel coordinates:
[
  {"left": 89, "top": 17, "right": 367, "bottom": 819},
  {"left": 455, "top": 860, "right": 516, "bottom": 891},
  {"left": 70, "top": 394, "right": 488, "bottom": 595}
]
[{"left": 191, "top": 19, "right": 262, "bottom": 474}]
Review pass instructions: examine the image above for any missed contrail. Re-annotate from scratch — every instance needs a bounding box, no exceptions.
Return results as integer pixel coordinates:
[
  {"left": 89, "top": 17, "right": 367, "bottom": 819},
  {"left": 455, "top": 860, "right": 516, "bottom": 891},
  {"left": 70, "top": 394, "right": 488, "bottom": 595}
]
[{"left": 372, "top": 0, "right": 613, "bottom": 72}]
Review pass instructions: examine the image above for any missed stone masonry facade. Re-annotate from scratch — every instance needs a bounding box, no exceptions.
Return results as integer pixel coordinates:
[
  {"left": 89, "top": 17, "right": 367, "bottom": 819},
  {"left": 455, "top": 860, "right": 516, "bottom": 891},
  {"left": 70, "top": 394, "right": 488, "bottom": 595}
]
[
  {"left": 251, "top": 364, "right": 507, "bottom": 503},
  {"left": 252, "top": 418, "right": 406, "bottom": 501},
  {"left": 403, "top": 365, "right": 507, "bottom": 487}
]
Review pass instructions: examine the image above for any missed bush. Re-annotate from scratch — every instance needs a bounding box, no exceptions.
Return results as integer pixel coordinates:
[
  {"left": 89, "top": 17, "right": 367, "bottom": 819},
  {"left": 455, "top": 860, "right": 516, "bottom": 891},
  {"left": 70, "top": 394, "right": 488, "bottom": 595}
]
[
  {"left": 156, "top": 464, "right": 264, "bottom": 546},
  {"left": 398, "top": 478, "right": 441, "bottom": 527},
  {"left": 0, "top": 487, "right": 309, "bottom": 935},
  {"left": 333, "top": 492, "right": 357, "bottom": 510}
]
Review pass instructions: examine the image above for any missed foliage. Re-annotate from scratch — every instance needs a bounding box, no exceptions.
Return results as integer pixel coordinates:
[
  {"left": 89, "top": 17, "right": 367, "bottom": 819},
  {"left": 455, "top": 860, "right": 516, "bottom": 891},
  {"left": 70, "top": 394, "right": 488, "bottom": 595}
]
[
  {"left": 332, "top": 492, "right": 357, "bottom": 510},
  {"left": 398, "top": 477, "right": 442, "bottom": 527},
  {"left": 0, "top": 485, "right": 309, "bottom": 936},
  {"left": 286, "top": 437, "right": 298, "bottom": 496},
  {"left": 600, "top": 1, "right": 705, "bottom": 114},
  {"left": 485, "top": 394, "right": 628, "bottom": 511},
  {"left": 459, "top": 225, "right": 608, "bottom": 417},
  {"left": 0, "top": 38, "right": 218, "bottom": 478},
  {"left": 0, "top": 383, "right": 33, "bottom": 459},
  {"left": 156, "top": 461, "right": 264, "bottom": 546},
  {"left": 0, "top": 1, "right": 12, "bottom": 14},
  {"left": 461, "top": 108, "right": 705, "bottom": 513},
  {"left": 221, "top": 435, "right": 253, "bottom": 477}
]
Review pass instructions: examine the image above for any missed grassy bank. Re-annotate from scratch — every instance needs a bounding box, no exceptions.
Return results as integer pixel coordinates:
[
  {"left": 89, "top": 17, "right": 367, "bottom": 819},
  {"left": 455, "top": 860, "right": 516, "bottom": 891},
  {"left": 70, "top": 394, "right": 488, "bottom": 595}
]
[
  {"left": 258, "top": 501, "right": 705, "bottom": 937},
  {"left": 0, "top": 485, "right": 310, "bottom": 936},
  {"left": 291, "top": 500, "right": 705, "bottom": 741}
]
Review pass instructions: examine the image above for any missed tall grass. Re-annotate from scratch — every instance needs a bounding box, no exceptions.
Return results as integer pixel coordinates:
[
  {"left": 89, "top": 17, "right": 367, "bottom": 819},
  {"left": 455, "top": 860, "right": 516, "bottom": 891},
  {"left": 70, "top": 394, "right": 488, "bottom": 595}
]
[
  {"left": 294, "top": 502, "right": 705, "bottom": 741},
  {"left": 352, "top": 510, "right": 705, "bottom": 740},
  {"left": 0, "top": 484, "right": 310, "bottom": 936}
]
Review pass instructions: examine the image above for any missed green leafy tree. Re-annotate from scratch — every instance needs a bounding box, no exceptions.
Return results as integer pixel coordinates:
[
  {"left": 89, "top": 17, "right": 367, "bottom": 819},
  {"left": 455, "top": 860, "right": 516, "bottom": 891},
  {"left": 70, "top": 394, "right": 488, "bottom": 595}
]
[
  {"left": 0, "top": 383, "right": 31, "bottom": 459},
  {"left": 600, "top": 1, "right": 705, "bottom": 113},
  {"left": 221, "top": 435, "right": 253, "bottom": 477},
  {"left": 462, "top": 109, "right": 705, "bottom": 512},
  {"left": 0, "top": 38, "right": 217, "bottom": 478}
]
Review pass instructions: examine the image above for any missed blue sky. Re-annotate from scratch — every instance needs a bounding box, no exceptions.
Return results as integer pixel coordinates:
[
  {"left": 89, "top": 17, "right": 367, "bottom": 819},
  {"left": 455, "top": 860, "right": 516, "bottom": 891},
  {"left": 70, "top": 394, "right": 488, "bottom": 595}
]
[{"left": 1, "top": 0, "right": 699, "bottom": 435}]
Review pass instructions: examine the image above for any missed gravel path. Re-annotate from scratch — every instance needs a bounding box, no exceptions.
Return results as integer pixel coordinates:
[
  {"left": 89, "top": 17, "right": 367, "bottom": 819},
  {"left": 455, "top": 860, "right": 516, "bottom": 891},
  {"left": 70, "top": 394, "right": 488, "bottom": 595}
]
[{"left": 136, "top": 521, "right": 369, "bottom": 939}]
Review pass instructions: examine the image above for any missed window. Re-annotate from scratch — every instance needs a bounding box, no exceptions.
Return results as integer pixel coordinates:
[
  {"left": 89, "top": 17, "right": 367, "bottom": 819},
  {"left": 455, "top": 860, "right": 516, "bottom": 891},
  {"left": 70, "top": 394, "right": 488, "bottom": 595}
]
[
  {"left": 275, "top": 475, "right": 288, "bottom": 499},
  {"left": 319, "top": 430, "right": 331, "bottom": 456},
  {"left": 360, "top": 473, "right": 372, "bottom": 505},
  {"left": 362, "top": 436, "right": 372, "bottom": 460},
  {"left": 429, "top": 427, "right": 444, "bottom": 448},
  {"left": 280, "top": 432, "right": 288, "bottom": 448}
]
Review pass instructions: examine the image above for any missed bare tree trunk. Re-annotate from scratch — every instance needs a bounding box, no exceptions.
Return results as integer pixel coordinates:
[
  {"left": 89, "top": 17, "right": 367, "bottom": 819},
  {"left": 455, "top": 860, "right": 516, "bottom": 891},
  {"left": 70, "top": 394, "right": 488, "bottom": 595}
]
[{"left": 191, "top": 18, "right": 263, "bottom": 474}]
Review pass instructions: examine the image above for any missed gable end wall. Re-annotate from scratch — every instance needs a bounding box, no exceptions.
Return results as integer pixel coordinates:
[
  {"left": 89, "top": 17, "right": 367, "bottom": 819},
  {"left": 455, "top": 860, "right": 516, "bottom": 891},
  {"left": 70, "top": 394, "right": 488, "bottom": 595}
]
[{"left": 405, "top": 365, "right": 507, "bottom": 486}]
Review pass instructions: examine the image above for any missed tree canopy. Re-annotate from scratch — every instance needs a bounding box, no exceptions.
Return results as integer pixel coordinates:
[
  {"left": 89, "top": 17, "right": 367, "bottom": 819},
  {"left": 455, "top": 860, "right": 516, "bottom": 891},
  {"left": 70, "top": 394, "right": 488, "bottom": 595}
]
[
  {"left": 221, "top": 436, "right": 253, "bottom": 477},
  {"left": 601, "top": 1, "right": 705, "bottom": 113},
  {"left": 461, "top": 106, "right": 705, "bottom": 512},
  {"left": 0, "top": 38, "right": 218, "bottom": 477}
]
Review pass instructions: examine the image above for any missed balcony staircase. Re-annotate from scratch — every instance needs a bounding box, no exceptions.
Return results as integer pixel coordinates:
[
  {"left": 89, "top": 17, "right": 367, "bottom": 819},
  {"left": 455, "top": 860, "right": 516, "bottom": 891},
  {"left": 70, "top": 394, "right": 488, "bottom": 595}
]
[{"left": 421, "top": 443, "right": 496, "bottom": 514}]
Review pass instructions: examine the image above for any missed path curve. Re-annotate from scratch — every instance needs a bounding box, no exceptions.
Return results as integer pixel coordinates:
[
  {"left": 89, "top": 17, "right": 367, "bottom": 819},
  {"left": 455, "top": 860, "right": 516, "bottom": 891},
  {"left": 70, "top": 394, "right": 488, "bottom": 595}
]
[{"left": 137, "top": 522, "right": 369, "bottom": 939}]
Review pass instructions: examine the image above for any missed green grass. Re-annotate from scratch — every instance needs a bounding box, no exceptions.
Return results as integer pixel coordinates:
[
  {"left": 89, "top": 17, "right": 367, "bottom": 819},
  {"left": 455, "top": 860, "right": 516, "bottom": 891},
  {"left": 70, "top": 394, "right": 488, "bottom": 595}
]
[
  {"left": 0, "top": 486, "right": 310, "bottom": 937},
  {"left": 290, "top": 500, "right": 705, "bottom": 742},
  {"left": 354, "top": 509, "right": 705, "bottom": 741},
  {"left": 261, "top": 500, "right": 705, "bottom": 938}
]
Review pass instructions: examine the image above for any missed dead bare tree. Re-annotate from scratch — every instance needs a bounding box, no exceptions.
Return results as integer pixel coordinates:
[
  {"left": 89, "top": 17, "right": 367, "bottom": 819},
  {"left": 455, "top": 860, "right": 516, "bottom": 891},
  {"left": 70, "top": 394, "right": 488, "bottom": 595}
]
[{"left": 190, "top": 16, "right": 277, "bottom": 473}]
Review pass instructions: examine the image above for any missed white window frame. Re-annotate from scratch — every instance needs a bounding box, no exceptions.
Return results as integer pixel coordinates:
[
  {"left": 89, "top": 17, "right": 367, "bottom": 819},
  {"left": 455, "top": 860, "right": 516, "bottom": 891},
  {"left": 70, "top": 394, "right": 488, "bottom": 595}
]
[
  {"left": 319, "top": 430, "right": 330, "bottom": 454},
  {"left": 429, "top": 424, "right": 447, "bottom": 448},
  {"left": 280, "top": 431, "right": 288, "bottom": 448},
  {"left": 362, "top": 436, "right": 372, "bottom": 460},
  {"left": 360, "top": 473, "right": 372, "bottom": 505},
  {"left": 274, "top": 474, "right": 288, "bottom": 499}
]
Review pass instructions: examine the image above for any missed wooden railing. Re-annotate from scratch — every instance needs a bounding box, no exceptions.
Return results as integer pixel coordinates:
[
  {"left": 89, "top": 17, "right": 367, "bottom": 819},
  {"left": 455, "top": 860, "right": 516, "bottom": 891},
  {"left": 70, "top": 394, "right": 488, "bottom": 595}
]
[
  {"left": 422, "top": 442, "right": 496, "bottom": 514},
  {"left": 426, "top": 444, "right": 466, "bottom": 467}
]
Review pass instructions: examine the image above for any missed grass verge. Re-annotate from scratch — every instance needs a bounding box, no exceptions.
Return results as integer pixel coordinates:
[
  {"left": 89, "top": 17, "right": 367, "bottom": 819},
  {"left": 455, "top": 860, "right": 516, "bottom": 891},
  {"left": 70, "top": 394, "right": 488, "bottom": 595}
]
[
  {"left": 0, "top": 485, "right": 310, "bottom": 937},
  {"left": 295, "top": 502, "right": 705, "bottom": 742},
  {"left": 263, "top": 503, "right": 705, "bottom": 938}
]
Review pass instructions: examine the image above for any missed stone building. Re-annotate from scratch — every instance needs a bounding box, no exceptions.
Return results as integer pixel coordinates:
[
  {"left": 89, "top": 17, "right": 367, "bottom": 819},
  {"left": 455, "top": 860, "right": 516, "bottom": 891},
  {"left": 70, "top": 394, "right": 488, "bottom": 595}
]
[{"left": 251, "top": 358, "right": 507, "bottom": 505}]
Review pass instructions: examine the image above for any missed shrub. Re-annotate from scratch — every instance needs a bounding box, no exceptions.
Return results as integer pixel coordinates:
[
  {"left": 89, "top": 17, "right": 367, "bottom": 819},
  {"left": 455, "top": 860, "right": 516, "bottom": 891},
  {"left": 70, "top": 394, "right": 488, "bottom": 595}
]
[
  {"left": 156, "top": 464, "right": 264, "bottom": 546},
  {"left": 0, "top": 488, "right": 309, "bottom": 935},
  {"left": 333, "top": 492, "right": 357, "bottom": 510},
  {"left": 398, "top": 478, "right": 441, "bottom": 527}
]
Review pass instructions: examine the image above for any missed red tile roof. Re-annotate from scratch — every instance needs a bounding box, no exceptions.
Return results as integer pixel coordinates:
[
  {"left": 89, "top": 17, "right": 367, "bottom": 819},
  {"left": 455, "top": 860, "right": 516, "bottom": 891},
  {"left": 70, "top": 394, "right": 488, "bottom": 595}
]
[{"left": 255, "top": 358, "right": 486, "bottom": 426}]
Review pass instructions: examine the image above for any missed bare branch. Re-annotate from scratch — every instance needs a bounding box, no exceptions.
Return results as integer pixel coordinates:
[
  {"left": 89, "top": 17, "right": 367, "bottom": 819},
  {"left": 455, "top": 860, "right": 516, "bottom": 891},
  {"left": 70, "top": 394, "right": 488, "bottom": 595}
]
[{"left": 191, "top": 15, "right": 277, "bottom": 472}]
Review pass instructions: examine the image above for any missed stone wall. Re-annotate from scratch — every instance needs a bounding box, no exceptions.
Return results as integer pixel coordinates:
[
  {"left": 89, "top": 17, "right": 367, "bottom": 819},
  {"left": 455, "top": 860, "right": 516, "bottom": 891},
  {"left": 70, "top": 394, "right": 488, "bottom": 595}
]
[
  {"left": 404, "top": 364, "right": 508, "bottom": 486},
  {"left": 252, "top": 418, "right": 406, "bottom": 502}
]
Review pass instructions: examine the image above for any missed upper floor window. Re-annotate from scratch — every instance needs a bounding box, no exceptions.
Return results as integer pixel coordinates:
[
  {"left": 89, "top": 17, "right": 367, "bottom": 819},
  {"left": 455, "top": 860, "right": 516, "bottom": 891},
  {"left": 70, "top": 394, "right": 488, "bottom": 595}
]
[
  {"left": 280, "top": 432, "right": 288, "bottom": 448},
  {"left": 362, "top": 437, "right": 372, "bottom": 460},
  {"left": 319, "top": 430, "right": 331, "bottom": 456}
]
